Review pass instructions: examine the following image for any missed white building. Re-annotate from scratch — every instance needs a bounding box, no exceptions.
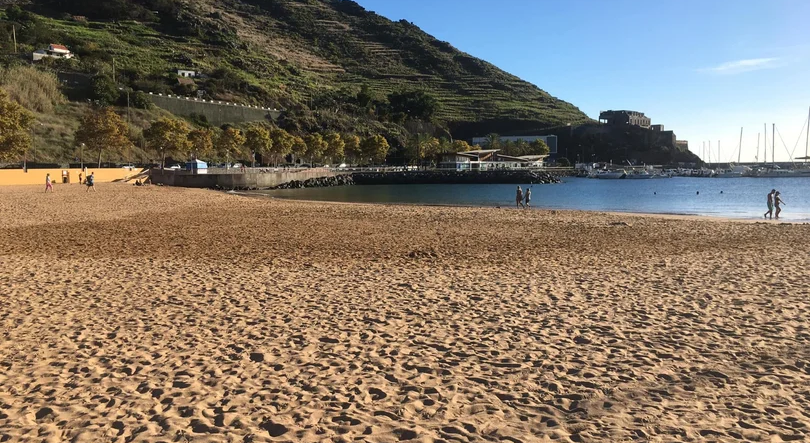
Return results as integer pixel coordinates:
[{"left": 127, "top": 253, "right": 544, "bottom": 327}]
[
  {"left": 471, "top": 135, "right": 558, "bottom": 154},
  {"left": 437, "top": 150, "right": 548, "bottom": 171},
  {"left": 177, "top": 69, "right": 197, "bottom": 78},
  {"left": 33, "top": 44, "right": 74, "bottom": 61}
]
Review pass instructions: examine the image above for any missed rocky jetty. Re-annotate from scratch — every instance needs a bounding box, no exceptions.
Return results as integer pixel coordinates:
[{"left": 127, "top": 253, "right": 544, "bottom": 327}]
[
  {"left": 272, "top": 174, "right": 354, "bottom": 189},
  {"left": 353, "top": 170, "right": 563, "bottom": 186}
]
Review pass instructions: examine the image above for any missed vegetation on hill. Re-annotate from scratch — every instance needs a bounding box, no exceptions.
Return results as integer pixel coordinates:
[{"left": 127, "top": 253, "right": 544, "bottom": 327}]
[{"left": 0, "top": 0, "right": 698, "bottom": 166}]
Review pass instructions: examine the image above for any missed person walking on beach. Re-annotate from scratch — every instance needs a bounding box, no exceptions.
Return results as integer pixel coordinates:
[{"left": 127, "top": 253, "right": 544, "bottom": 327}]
[
  {"left": 774, "top": 191, "right": 785, "bottom": 219},
  {"left": 45, "top": 173, "right": 53, "bottom": 193},
  {"left": 85, "top": 172, "right": 96, "bottom": 192},
  {"left": 516, "top": 186, "right": 524, "bottom": 209},
  {"left": 764, "top": 189, "right": 775, "bottom": 219},
  {"left": 78, "top": 172, "right": 83, "bottom": 185},
  {"left": 524, "top": 187, "right": 532, "bottom": 208}
]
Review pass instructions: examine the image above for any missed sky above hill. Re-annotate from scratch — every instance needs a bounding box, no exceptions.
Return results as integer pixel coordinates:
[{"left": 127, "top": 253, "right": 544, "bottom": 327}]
[{"left": 358, "top": 0, "right": 810, "bottom": 163}]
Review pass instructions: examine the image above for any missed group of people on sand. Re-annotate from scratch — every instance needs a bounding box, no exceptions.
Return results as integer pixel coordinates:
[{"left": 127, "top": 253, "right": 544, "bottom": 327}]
[
  {"left": 45, "top": 172, "right": 95, "bottom": 193},
  {"left": 515, "top": 185, "right": 532, "bottom": 209},
  {"left": 765, "top": 189, "right": 785, "bottom": 220}
]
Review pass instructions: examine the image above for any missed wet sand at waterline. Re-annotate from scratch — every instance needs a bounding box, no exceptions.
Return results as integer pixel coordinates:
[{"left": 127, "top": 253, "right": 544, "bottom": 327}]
[{"left": 1, "top": 183, "right": 809, "bottom": 442}]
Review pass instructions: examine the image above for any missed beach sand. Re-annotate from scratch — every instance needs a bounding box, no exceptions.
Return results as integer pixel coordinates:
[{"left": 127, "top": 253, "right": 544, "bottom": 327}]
[{"left": 1, "top": 183, "right": 809, "bottom": 442}]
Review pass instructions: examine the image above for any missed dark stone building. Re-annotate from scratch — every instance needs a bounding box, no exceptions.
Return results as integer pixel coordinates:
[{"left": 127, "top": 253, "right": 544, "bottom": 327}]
[{"left": 599, "top": 110, "right": 651, "bottom": 128}]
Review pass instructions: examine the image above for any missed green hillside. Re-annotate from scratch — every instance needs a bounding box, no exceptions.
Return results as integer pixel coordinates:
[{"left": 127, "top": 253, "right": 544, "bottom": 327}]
[{"left": 2, "top": 0, "right": 588, "bottom": 125}]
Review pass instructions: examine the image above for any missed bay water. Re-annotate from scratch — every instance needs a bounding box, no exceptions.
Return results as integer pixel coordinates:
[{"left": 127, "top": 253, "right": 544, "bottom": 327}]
[{"left": 263, "top": 177, "right": 810, "bottom": 221}]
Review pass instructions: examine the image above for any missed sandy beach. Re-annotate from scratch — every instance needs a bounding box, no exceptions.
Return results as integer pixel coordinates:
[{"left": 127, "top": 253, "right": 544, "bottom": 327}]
[{"left": 1, "top": 183, "right": 809, "bottom": 442}]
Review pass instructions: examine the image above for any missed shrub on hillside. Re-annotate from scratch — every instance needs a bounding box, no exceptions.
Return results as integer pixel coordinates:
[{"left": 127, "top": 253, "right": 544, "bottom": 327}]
[
  {"left": 131, "top": 91, "right": 152, "bottom": 110},
  {"left": 0, "top": 66, "right": 65, "bottom": 113}
]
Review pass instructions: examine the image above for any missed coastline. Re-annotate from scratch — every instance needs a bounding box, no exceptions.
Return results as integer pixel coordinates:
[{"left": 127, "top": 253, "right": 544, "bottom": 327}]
[
  {"left": 2, "top": 183, "right": 809, "bottom": 442},
  {"left": 246, "top": 191, "right": 807, "bottom": 224}
]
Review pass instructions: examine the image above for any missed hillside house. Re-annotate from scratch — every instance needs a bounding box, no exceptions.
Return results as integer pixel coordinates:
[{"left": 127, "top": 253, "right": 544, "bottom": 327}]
[
  {"left": 32, "top": 44, "right": 74, "bottom": 62},
  {"left": 177, "top": 69, "right": 197, "bottom": 78}
]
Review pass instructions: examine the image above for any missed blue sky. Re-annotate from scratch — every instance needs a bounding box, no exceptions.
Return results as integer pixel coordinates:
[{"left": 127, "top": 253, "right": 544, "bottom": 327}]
[{"left": 356, "top": 0, "right": 810, "bottom": 162}]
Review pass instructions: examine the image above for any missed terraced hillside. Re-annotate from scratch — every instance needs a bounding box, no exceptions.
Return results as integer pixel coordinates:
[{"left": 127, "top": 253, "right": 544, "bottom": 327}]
[{"left": 6, "top": 0, "right": 589, "bottom": 128}]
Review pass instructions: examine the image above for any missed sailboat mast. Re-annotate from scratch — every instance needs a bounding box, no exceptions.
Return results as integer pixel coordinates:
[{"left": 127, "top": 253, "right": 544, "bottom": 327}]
[
  {"left": 806, "top": 106, "right": 809, "bottom": 163},
  {"left": 738, "top": 127, "right": 743, "bottom": 164},
  {"left": 772, "top": 123, "right": 776, "bottom": 166},
  {"left": 764, "top": 123, "right": 767, "bottom": 163},
  {"left": 756, "top": 133, "right": 760, "bottom": 162},
  {"left": 708, "top": 140, "right": 712, "bottom": 165},
  {"left": 718, "top": 140, "right": 721, "bottom": 165}
]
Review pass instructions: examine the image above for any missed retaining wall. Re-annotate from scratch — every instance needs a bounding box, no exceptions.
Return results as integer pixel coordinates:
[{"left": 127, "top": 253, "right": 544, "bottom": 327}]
[
  {"left": 149, "top": 168, "right": 342, "bottom": 189},
  {"left": 0, "top": 168, "right": 143, "bottom": 186},
  {"left": 148, "top": 94, "right": 282, "bottom": 126}
]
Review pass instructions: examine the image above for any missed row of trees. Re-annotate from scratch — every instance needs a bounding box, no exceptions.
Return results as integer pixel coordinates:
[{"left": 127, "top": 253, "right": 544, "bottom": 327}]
[
  {"left": 68, "top": 106, "right": 392, "bottom": 167},
  {"left": 482, "top": 133, "right": 551, "bottom": 157},
  {"left": 140, "top": 118, "right": 390, "bottom": 166}
]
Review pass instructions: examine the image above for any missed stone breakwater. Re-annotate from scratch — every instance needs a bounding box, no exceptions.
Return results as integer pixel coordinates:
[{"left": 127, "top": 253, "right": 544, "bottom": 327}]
[
  {"left": 271, "top": 174, "right": 354, "bottom": 189},
  {"left": 352, "top": 170, "right": 563, "bottom": 186}
]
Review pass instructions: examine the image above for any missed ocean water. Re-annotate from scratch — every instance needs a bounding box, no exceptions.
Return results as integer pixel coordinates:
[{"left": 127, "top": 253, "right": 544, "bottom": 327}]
[{"left": 262, "top": 177, "right": 810, "bottom": 221}]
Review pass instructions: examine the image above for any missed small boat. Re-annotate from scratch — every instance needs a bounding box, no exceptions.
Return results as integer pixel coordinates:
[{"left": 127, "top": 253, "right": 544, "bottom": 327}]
[
  {"left": 715, "top": 164, "right": 752, "bottom": 178},
  {"left": 595, "top": 169, "right": 627, "bottom": 179},
  {"left": 625, "top": 170, "right": 654, "bottom": 179}
]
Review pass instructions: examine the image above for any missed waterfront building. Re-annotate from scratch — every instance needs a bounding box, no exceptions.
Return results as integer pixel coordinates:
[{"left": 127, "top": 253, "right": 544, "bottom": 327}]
[{"left": 598, "top": 110, "right": 651, "bottom": 128}]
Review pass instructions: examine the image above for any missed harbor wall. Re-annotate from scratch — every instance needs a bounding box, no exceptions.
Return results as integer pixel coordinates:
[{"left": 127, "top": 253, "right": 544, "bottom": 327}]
[{"left": 149, "top": 168, "right": 342, "bottom": 189}]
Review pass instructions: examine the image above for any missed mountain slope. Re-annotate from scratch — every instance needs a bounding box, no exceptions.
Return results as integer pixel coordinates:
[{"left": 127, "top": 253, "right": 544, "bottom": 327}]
[{"left": 12, "top": 0, "right": 589, "bottom": 128}]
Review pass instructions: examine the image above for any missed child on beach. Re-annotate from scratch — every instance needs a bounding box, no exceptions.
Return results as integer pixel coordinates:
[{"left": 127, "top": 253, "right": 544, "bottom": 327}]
[
  {"left": 45, "top": 173, "right": 53, "bottom": 192},
  {"left": 85, "top": 172, "right": 96, "bottom": 192}
]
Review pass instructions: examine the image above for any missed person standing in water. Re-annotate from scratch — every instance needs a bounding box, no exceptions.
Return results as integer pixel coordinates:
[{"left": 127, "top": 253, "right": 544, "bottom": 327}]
[
  {"left": 45, "top": 173, "right": 53, "bottom": 193},
  {"left": 774, "top": 191, "right": 785, "bottom": 219},
  {"left": 524, "top": 187, "right": 531, "bottom": 208},
  {"left": 515, "top": 186, "right": 524, "bottom": 209},
  {"left": 764, "top": 190, "right": 775, "bottom": 219}
]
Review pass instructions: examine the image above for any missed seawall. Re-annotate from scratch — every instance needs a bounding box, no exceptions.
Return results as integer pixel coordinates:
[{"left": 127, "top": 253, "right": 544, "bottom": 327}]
[
  {"left": 149, "top": 168, "right": 343, "bottom": 189},
  {"left": 148, "top": 95, "right": 282, "bottom": 126},
  {"left": 0, "top": 168, "right": 142, "bottom": 186}
]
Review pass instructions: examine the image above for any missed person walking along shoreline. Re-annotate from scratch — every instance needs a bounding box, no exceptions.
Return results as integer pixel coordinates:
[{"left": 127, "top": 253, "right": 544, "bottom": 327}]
[{"left": 764, "top": 189, "right": 774, "bottom": 219}]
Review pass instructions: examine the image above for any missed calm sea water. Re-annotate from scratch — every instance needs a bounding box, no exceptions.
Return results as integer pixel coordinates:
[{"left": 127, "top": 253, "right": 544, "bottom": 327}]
[{"left": 263, "top": 177, "right": 810, "bottom": 221}]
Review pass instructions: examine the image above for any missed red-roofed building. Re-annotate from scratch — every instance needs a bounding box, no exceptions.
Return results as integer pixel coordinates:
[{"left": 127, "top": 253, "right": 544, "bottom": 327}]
[{"left": 33, "top": 44, "right": 74, "bottom": 61}]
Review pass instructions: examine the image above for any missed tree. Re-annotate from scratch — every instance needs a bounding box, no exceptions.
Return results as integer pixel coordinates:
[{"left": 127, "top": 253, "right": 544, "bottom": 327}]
[
  {"left": 407, "top": 133, "right": 440, "bottom": 168},
  {"left": 91, "top": 74, "right": 119, "bottom": 106},
  {"left": 484, "top": 133, "right": 501, "bottom": 149},
  {"left": 268, "top": 127, "right": 295, "bottom": 166},
  {"left": 343, "top": 134, "right": 361, "bottom": 163},
  {"left": 451, "top": 140, "right": 473, "bottom": 152},
  {"left": 188, "top": 128, "right": 215, "bottom": 160},
  {"left": 361, "top": 135, "right": 390, "bottom": 164},
  {"left": 514, "top": 140, "right": 530, "bottom": 156},
  {"left": 529, "top": 139, "right": 550, "bottom": 155},
  {"left": 75, "top": 107, "right": 133, "bottom": 167},
  {"left": 324, "top": 132, "right": 345, "bottom": 163},
  {"left": 0, "top": 88, "right": 35, "bottom": 163},
  {"left": 144, "top": 117, "right": 192, "bottom": 167},
  {"left": 216, "top": 127, "right": 246, "bottom": 164},
  {"left": 556, "top": 157, "right": 570, "bottom": 167},
  {"left": 388, "top": 90, "right": 438, "bottom": 121},
  {"left": 291, "top": 136, "right": 307, "bottom": 163},
  {"left": 244, "top": 124, "right": 273, "bottom": 166},
  {"left": 303, "top": 133, "right": 327, "bottom": 163}
]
